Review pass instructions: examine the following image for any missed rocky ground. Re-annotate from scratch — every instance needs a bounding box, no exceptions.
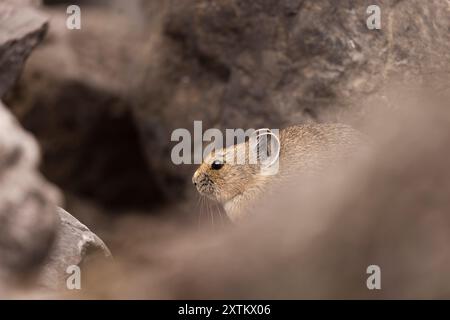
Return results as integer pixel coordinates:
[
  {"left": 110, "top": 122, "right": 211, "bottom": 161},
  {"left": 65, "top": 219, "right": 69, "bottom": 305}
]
[{"left": 1, "top": 0, "right": 450, "bottom": 297}]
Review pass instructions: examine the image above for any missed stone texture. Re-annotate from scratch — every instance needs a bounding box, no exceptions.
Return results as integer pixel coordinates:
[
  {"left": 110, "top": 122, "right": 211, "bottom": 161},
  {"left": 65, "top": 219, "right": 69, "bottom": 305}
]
[
  {"left": 0, "top": 100, "right": 60, "bottom": 288},
  {"left": 85, "top": 94, "right": 450, "bottom": 299},
  {"left": 0, "top": 2, "right": 111, "bottom": 293},
  {"left": 0, "top": 2, "right": 47, "bottom": 97},
  {"left": 38, "top": 208, "right": 112, "bottom": 290}
]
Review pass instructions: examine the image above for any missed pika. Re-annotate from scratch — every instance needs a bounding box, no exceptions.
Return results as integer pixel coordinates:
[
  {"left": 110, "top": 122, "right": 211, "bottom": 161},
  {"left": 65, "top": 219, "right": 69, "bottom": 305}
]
[{"left": 192, "top": 124, "right": 367, "bottom": 223}]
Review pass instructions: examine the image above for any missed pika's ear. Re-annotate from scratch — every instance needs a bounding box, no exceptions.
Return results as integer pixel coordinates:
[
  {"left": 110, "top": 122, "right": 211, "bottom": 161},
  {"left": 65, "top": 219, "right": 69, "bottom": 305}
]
[{"left": 249, "top": 129, "right": 280, "bottom": 167}]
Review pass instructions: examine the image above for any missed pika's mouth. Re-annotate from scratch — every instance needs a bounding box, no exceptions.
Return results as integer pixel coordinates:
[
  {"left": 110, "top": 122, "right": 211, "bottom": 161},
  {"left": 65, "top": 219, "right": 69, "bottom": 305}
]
[{"left": 194, "top": 177, "right": 217, "bottom": 200}]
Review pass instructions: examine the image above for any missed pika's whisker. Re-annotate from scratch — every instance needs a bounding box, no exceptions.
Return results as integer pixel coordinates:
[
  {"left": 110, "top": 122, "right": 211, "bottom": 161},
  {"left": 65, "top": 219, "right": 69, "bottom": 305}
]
[
  {"left": 214, "top": 201, "right": 225, "bottom": 226},
  {"left": 207, "top": 199, "right": 213, "bottom": 229},
  {"left": 196, "top": 195, "right": 202, "bottom": 229},
  {"left": 210, "top": 199, "right": 215, "bottom": 228},
  {"left": 202, "top": 196, "right": 207, "bottom": 226}
]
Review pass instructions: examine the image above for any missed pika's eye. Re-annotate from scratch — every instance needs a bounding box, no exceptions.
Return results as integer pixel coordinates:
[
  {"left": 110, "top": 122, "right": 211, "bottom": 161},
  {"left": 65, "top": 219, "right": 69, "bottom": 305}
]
[{"left": 211, "top": 160, "right": 224, "bottom": 170}]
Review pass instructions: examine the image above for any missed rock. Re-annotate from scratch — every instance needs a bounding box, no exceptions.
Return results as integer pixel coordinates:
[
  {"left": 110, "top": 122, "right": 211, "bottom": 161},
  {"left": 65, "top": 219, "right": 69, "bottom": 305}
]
[
  {"left": 0, "top": 2, "right": 111, "bottom": 294},
  {"left": 38, "top": 208, "right": 111, "bottom": 290},
  {"left": 86, "top": 94, "right": 450, "bottom": 299},
  {"left": 0, "top": 100, "right": 60, "bottom": 289},
  {"left": 0, "top": 2, "right": 47, "bottom": 97}
]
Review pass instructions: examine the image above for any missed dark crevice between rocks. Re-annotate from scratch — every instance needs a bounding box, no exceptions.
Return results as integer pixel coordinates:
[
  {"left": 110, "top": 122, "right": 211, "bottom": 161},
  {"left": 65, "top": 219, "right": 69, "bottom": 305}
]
[
  {"left": 6, "top": 81, "right": 168, "bottom": 212},
  {"left": 65, "top": 106, "right": 166, "bottom": 211}
]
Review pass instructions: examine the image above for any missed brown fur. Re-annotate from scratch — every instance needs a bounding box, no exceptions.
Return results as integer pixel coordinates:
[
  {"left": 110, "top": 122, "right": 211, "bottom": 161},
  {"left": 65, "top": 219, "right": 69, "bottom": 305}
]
[{"left": 193, "top": 124, "right": 367, "bottom": 222}]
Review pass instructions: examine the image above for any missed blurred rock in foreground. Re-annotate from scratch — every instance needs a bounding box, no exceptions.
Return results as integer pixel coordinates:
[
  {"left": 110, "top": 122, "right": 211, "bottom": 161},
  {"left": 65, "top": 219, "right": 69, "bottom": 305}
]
[
  {"left": 0, "top": 99, "right": 59, "bottom": 290},
  {"left": 0, "top": 1, "right": 111, "bottom": 295},
  {"left": 38, "top": 208, "right": 112, "bottom": 290}
]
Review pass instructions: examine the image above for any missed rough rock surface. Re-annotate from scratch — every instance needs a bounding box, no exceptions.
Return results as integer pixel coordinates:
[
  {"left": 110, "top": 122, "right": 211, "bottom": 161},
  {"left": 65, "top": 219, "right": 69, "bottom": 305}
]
[
  {"left": 38, "top": 208, "right": 112, "bottom": 290},
  {"left": 0, "top": 2, "right": 47, "bottom": 97}
]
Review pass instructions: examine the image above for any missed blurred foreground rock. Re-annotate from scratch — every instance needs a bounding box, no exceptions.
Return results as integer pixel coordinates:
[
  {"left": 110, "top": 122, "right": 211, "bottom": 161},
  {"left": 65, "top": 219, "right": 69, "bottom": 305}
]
[
  {"left": 0, "top": 2, "right": 111, "bottom": 294},
  {"left": 0, "top": 99, "right": 59, "bottom": 289},
  {"left": 86, "top": 92, "right": 450, "bottom": 299},
  {"left": 0, "top": 2, "right": 47, "bottom": 97},
  {"left": 39, "top": 208, "right": 112, "bottom": 290}
]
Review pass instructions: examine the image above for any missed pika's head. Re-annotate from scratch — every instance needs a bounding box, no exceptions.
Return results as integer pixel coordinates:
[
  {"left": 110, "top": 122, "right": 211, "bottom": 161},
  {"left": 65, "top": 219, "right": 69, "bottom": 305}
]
[
  {"left": 192, "top": 130, "right": 280, "bottom": 203},
  {"left": 192, "top": 143, "right": 258, "bottom": 203}
]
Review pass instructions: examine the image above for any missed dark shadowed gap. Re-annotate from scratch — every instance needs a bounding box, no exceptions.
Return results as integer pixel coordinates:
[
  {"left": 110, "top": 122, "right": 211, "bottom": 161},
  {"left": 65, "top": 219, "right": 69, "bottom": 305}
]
[{"left": 6, "top": 81, "right": 168, "bottom": 212}]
